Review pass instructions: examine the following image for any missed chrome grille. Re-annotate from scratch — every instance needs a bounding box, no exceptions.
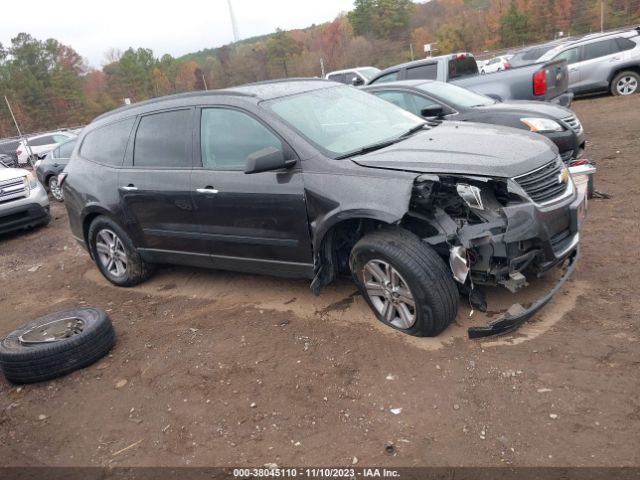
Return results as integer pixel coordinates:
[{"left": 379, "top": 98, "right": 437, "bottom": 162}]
[
  {"left": 514, "top": 159, "right": 568, "bottom": 203},
  {"left": 0, "top": 176, "right": 27, "bottom": 203},
  {"left": 562, "top": 114, "right": 583, "bottom": 135}
]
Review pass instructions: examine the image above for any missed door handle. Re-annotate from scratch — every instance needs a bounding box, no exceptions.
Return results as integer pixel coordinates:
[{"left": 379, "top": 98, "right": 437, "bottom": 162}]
[
  {"left": 119, "top": 185, "right": 138, "bottom": 191},
  {"left": 569, "top": 67, "right": 578, "bottom": 72},
  {"left": 196, "top": 186, "right": 219, "bottom": 194}
]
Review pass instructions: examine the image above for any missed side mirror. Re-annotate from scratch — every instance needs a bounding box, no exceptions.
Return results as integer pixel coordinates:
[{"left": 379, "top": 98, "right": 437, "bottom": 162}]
[
  {"left": 421, "top": 106, "right": 445, "bottom": 118},
  {"left": 244, "top": 146, "right": 296, "bottom": 174},
  {"left": 351, "top": 76, "right": 364, "bottom": 86}
]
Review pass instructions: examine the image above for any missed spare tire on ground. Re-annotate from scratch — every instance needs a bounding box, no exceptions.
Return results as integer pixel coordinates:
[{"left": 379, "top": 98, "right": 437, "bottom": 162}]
[{"left": 0, "top": 308, "right": 115, "bottom": 384}]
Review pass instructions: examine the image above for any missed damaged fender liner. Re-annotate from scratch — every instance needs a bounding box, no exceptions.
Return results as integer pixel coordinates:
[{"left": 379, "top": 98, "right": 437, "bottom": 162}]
[{"left": 467, "top": 247, "right": 579, "bottom": 339}]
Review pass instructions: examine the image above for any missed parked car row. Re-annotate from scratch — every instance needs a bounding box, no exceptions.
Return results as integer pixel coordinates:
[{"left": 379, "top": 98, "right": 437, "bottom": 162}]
[{"left": 57, "top": 79, "right": 585, "bottom": 339}]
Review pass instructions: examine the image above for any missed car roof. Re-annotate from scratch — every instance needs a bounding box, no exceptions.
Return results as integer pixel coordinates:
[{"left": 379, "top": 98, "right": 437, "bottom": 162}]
[
  {"left": 93, "top": 78, "right": 334, "bottom": 123},
  {"left": 363, "top": 79, "right": 435, "bottom": 90},
  {"left": 544, "top": 26, "right": 639, "bottom": 55}
]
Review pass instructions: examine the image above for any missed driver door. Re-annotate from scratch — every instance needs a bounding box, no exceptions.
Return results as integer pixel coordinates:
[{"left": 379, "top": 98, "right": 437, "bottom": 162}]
[{"left": 191, "top": 106, "right": 314, "bottom": 278}]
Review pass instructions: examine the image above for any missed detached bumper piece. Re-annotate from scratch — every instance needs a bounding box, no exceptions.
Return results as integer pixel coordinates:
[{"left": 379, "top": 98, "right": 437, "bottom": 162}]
[{"left": 467, "top": 247, "right": 579, "bottom": 339}]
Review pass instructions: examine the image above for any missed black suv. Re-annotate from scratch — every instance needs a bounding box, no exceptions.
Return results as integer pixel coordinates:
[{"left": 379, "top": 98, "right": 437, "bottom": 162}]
[{"left": 62, "top": 80, "right": 584, "bottom": 338}]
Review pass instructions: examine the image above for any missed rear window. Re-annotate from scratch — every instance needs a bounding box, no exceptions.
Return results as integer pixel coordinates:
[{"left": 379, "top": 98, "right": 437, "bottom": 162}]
[
  {"left": 448, "top": 57, "right": 478, "bottom": 79},
  {"left": 616, "top": 37, "right": 636, "bottom": 51},
  {"left": 406, "top": 63, "right": 437, "bottom": 80},
  {"left": 29, "top": 136, "right": 54, "bottom": 147},
  {"left": 80, "top": 118, "right": 135, "bottom": 166}
]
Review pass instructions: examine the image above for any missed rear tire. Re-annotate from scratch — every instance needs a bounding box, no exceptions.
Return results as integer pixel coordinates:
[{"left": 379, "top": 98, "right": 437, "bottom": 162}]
[
  {"left": 350, "top": 228, "right": 459, "bottom": 337},
  {"left": 88, "top": 216, "right": 154, "bottom": 287},
  {"left": 610, "top": 71, "right": 639, "bottom": 96}
]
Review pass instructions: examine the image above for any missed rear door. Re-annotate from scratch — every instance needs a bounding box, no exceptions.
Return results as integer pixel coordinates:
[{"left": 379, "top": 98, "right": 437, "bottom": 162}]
[
  {"left": 118, "top": 108, "right": 203, "bottom": 255},
  {"left": 575, "top": 39, "right": 621, "bottom": 93},
  {"left": 192, "top": 105, "right": 314, "bottom": 277}
]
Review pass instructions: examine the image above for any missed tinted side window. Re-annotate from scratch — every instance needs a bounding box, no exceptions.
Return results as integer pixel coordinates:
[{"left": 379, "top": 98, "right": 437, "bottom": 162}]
[
  {"left": 406, "top": 93, "right": 440, "bottom": 116},
  {"left": 370, "top": 71, "right": 399, "bottom": 84},
  {"left": 133, "top": 109, "right": 192, "bottom": 168},
  {"left": 406, "top": 63, "right": 438, "bottom": 80},
  {"left": 80, "top": 118, "right": 135, "bottom": 166},
  {"left": 554, "top": 47, "right": 579, "bottom": 64},
  {"left": 53, "top": 134, "right": 70, "bottom": 143},
  {"left": 582, "top": 39, "right": 616, "bottom": 61},
  {"left": 328, "top": 73, "right": 345, "bottom": 84},
  {"left": 200, "top": 108, "right": 282, "bottom": 170},
  {"left": 29, "top": 136, "right": 53, "bottom": 147},
  {"left": 616, "top": 37, "right": 636, "bottom": 51},
  {"left": 58, "top": 139, "right": 76, "bottom": 158}
]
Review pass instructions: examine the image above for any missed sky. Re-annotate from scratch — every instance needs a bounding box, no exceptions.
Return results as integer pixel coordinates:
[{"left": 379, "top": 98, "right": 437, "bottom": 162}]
[{"left": 0, "top": 0, "right": 356, "bottom": 68}]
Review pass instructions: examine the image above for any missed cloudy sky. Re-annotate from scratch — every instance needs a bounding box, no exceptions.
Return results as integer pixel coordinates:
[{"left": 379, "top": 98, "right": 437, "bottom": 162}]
[{"left": 1, "top": 0, "right": 356, "bottom": 67}]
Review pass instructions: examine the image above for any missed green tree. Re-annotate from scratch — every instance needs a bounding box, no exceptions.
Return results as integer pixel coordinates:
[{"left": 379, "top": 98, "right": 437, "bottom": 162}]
[
  {"left": 348, "top": 0, "right": 375, "bottom": 36},
  {"left": 266, "top": 29, "right": 301, "bottom": 77},
  {"left": 500, "top": 1, "right": 530, "bottom": 46}
]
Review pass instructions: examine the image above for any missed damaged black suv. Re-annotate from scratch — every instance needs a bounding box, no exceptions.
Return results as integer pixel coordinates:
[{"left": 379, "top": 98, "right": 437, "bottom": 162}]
[{"left": 62, "top": 80, "right": 585, "bottom": 338}]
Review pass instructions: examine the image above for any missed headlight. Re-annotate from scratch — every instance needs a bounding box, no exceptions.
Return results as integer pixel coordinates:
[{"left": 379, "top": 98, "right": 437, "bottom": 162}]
[
  {"left": 520, "top": 117, "right": 563, "bottom": 133},
  {"left": 25, "top": 172, "right": 38, "bottom": 189},
  {"left": 456, "top": 183, "right": 484, "bottom": 210}
]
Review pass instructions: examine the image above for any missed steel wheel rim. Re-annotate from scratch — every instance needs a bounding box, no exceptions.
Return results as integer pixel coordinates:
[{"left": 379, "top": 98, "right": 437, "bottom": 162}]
[
  {"left": 362, "top": 259, "right": 416, "bottom": 329},
  {"left": 617, "top": 76, "right": 638, "bottom": 95},
  {"left": 19, "top": 317, "right": 85, "bottom": 344},
  {"left": 95, "top": 229, "right": 128, "bottom": 278},
  {"left": 49, "top": 177, "right": 63, "bottom": 200}
]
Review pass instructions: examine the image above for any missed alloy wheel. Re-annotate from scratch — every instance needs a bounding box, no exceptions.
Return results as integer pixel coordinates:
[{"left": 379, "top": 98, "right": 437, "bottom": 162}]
[
  {"left": 49, "top": 177, "right": 63, "bottom": 201},
  {"left": 95, "top": 229, "right": 128, "bottom": 278},
  {"left": 617, "top": 75, "right": 638, "bottom": 95},
  {"left": 362, "top": 259, "right": 416, "bottom": 329}
]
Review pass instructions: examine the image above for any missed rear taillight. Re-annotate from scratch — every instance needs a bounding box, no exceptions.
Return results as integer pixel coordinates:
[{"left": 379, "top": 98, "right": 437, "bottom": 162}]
[
  {"left": 455, "top": 53, "right": 466, "bottom": 59},
  {"left": 503, "top": 63, "right": 511, "bottom": 70},
  {"left": 16, "top": 149, "right": 22, "bottom": 156},
  {"left": 533, "top": 68, "right": 546, "bottom": 96},
  {"left": 58, "top": 172, "right": 68, "bottom": 188}
]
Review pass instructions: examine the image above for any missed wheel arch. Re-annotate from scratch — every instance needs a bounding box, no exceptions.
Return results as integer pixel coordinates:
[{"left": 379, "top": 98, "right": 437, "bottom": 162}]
[
  {"left": 81, "top": 205, "right": 124, "bottom": 251},
  {"left": 608, "top": 65, "right": 640, "bottom": 84}
]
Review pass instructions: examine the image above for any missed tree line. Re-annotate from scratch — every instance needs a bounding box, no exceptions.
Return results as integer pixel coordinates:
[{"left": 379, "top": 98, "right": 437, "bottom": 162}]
[{"left": 1, "top": 0, "right": 638, "bottom": 137}]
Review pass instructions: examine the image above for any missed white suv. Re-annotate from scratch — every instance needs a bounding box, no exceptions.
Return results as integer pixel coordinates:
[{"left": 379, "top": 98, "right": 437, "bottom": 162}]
[
  {"left": 0, "top": 165, "right": 50, "bottom": 235},
  {"left": 16, "top": 131, "right": 76, "bottom": 165},
  {"left": 325, "top": 67, "right": 381, "bottom": 86}
]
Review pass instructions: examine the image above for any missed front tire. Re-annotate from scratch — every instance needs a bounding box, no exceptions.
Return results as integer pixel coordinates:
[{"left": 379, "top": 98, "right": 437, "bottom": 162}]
[
  {"left": 350, "top": 228, "right": 459, "bottom": 337},
  {"left": 611, "top": 71, "right": 639, "bottom": 96},
  {"left": 88, "top": 216, "right": 153, "bottom": 287},
  {"left": 48, "top": 176, "right": 64, "bottom": 202}
]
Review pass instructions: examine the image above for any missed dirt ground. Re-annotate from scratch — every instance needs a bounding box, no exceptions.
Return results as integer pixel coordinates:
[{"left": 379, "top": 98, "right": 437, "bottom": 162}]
[{"left": 0, "top": 94, "right": 639, "bottom": 468}]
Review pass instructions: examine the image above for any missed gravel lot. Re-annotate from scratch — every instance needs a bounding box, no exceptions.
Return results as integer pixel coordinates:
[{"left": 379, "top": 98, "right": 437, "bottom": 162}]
[{"left": 0, "top": 94, "right": 639, "bottom": 468}]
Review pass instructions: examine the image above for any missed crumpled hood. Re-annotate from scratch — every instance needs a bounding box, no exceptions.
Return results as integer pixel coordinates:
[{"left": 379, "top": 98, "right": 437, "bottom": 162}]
[
  {"left": 353, "top": 122, "right": 558, "bottom": 178},
  {"left": 0, "top": 167, "right": 28, "bottom": 182}
]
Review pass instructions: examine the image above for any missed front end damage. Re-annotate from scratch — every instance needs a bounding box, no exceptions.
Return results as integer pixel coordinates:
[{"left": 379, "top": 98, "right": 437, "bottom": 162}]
[{"left": 406, "top": 157, "right": 585, "bottom": 338}]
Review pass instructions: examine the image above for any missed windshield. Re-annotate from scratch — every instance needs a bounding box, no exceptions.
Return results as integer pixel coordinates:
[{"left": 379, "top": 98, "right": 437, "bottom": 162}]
[
  {"left": 264, "top": 85, "right": 424, "bottom": 158},
  {"left": 358, "top": 67, "right": 381, "bottom": 80},
  {"left": 417, "top": 81, "right": 495, "bottom": 108}
]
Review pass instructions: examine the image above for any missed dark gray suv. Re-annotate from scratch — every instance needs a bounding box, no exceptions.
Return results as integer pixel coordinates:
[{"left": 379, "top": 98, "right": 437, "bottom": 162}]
[{"left": 62, "top": 80, "right": 585, "bottom": 338}]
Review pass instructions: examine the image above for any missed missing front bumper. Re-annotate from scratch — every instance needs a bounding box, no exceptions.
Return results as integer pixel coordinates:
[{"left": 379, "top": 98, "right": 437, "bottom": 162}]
[{"left": 467, "top": 246, "right": 579, "bottom": 339}]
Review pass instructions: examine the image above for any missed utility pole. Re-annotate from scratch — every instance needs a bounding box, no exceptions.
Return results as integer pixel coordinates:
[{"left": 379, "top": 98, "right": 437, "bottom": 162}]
[
  {"left": 4, "top": 96, "right": 34, "bottom": 167},
  {"left": 600, "top": 1, "right": 604, "bottom": 32},
  {"left": 320, "top": 58, "right": 325, "bottom": 77},
  {"left": 227, "top": 0, "right": 241, "bottom": 43},
  {"left": 202, "top": 73, "right": 208, "bottom": 91},
  {"left": 410, "top": 43, "right": 415, "bottom": 61}
]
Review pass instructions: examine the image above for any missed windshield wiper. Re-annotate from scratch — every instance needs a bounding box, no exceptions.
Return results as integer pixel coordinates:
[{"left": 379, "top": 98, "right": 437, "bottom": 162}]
[
  {"left": 334, "top": 123, "right": 428, "bottom": 160},
  {"left": 334, "top": 139, "right": 397, "bottom": 159}
]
